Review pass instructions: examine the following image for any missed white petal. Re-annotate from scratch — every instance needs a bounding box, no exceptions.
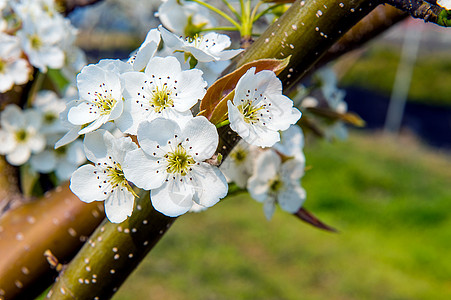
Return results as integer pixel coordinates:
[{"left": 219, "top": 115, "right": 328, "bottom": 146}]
[
  {"left": 55, "top": 161, "right": 78, "bottom": 181},
  {"left": 191, "top": 163, "right": 228, "bottom": 208},
  {"left": 263, "top": 197, "right": 276, "bottom": 220},
  {"left": 217, "top": 49, "right": 244, "bottom": 60},
  {"left": 0, "top": 130, "right": 16, "bottom": 154},
  {"left": 104, "top": 188, "right": 135, "bottom": 223},
  {"left": 1, "top": 104, "right": 25, "bottom": 130},
  {"left": 6, "top": 145, "right": 31, "bottom": 166},
  {"left": 78, "top": 114, "right": 109, "bottom": 135},
  {"left": 158, "top": 25, "right": 184, "bottom": 49},
  {"left": 83, "top": 129, "right": 113, "bottom": 164},
  {"left": 144, "top": 56, "right": 181, "bottom": 80},
  {"left": 30, "top": 150, "right": 57, "bottom": 173},
  {"left": 173, "top": 68, "right": 206, "bottom": 111},
  {"left": 182, "top": 116, "right": 218, "bottom": 161},
  {"left": 68, "top": 101, "right": 99, "bottom": 125},
  {"left": 122, "top": 148, "right": 166, "bottom": 190},
  {"left": 55, "top": 127, "right": 80, "bottom": 149},
  {"left": 137, "top": 118, "right": 181, "bottom": 154},
  {"left": 253, "top": 150, "right": 281, "bottom": 182},
  {"left": 151, "top": 180, "right": 194, "bottom": 217},
  {"left": 278, "top": 185, "right": 305, "bottom": 214},
  {"left": 70, "top": 164, "right": 109, "bottom": 203}
]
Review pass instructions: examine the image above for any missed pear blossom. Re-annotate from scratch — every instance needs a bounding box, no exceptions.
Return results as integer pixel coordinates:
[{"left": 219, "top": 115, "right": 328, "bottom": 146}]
[
  {"left": 16, "top": 16, "right": 65, "bottom": 72},
  {"left": 128, "top": 28, "right": 160, "bottom": 72},
  {"left": 273, "top": 125, "right": 305, "bottom": 163},
  {"left": 0, "top": 104, "right": 45, "bottom": 166},
  {"left": 0, "top": 33, "right": 31, "bottom": 92},
  {"left": 159, "top": 25, "right": 243, "bottom": 63},
  {"left": 33, "top": 90, "right": 67, "bottom": 135},
  {"left": 220, "top": 140, "right": 259, "bottom": 188},
  {"left": 123, "top": 117, "right": 228, "bottom": 217},
  {"left": 68, "top": 62, "right": 124, "bottom": 135},
  {"left": 116, "top": 56, "right": 206, "bottom": 134},
  {"left": 156, "top": 0, "right": 216, "bottom": 36},
  {"left": 70, "top": 130, "right": 138, "bottom": 223},
  {"left": 437, "top": 0, "right": 451, "bottom": 10},
  {"left": 228, "top": 67, "right": 302, "bottom": 147},
  {"left": 30, "top": 139, "right": 85, "bottom": 181},
  {"left": 248, "top": 150, "right": 306, "bottom": 220}
]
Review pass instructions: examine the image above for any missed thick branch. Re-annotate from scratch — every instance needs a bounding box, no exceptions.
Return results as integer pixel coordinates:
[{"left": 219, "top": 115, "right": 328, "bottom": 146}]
[
  {"left": 47, "top": 192, "right": 175, "bottom": 300},
  {"left": 0, "top": 184, "right": 104, "bottom": 300},
  {"left": 384, "top": 0, "right": 451, "bottom": 26}
]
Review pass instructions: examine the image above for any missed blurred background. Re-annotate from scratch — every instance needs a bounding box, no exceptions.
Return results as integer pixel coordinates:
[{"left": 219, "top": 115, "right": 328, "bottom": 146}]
[{"left": 64, "top": 1, "right": 451, "bottom": 299}]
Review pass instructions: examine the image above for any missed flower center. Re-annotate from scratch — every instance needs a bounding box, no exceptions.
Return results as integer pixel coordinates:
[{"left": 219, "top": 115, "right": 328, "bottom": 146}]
[
  {"left": 30, "top": 34, "right": 42, "bottom": 50},
  {"left": 94, "top": 93, "right": 117, "bottom": 115},
  {"left": 268, "top": 177, "right": 283, "bottom": 193},
  {"left": 55, "top": 145, "right": 67, "bottom": 156},
  {"left": 44, "top": 112, "right": 57, "bottom": 124},
  {"left": 150, "top": 86, "right": 173, "bottom": 113},
  {"left": 166, "top": 145, "right": 195, "bottom": 176},
  {"left": 238, "top": 100, "right": 263, "bottom": 124},
  {"left": 15, "top": 129, "right": 28, "bottom": 142},
  {"left": 107, "top": 162, "right": 137, "bottom": 197},
  {"left": 231, "top": 147, "right": 247, "bottom": 163},
  {"left": 0, "top": 59, "right": 5, "bottom": 73}
]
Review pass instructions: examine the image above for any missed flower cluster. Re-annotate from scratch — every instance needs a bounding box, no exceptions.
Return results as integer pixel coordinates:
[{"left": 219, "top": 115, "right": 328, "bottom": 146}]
[
  {"left": 0, "top": 0, "right": 85, "bottom": 92},
  {"left": 64, "top": 24, "right": 304, "bottom": 223},
  {"left": 221, "top": 125, "right": 306, "bottom": 219},
  {"left": 299, "top": 67, "right": 350, "bottom": 140},
  {"left": 0, "top": 89, "right": 85, "bottom": 181}
]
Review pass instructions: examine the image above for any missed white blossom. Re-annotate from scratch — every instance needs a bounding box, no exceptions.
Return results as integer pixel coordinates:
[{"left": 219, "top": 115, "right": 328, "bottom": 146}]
[
  {"left": 123, "top": 116, "right": 228, "bottom": 217},
  {"left": 156, "top": 0, "right": 216, "bottom": 36},
  {"left": 273, "top": 124, "right": 305, "bottom": 163},
  {"left": 0, "top": 104, "right": 45, "bottom": 166},
  {"left": 30, "top": 139, "right": 85, "bottom": 181},
  {"left": 68, "top": 61, "right": 124, "bottom": 135},
  {"left": 0, "top": 33, "right": 31, "bottom": 92},
  {"left": 248, "top": 150, "right": 305, "bottom": 220},
  {"left": 116, "top": 56, "right": 206, "bottom": 134},
  {"left": 159, "top": 25, "right": 243, "bottom": 63},
  {"left": 220, "top": 140, "right": 259, "bottom": 188},
  {"left": 16, "top": 16, "right": 65, "bottom": 72},
  {"left": 438, "top": 0, "right": 451, "bottom": 10},
  {"left": 70, "top": 130, "right": 138, "bottom": 223},
  {"left": 33, "top": 90, "right": 67, "bottom": 135},
  {"left": 128, "top": 28, "right": 160, "bottom": 72},
  {"left": 228, "top": 67, "right": 301, "bottom": 147}
]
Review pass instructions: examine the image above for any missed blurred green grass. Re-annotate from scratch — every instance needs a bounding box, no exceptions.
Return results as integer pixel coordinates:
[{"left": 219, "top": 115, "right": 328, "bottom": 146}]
[
  {"left": 340, "top": 46, "right": 451, "bottom": 107},
  {"left": 113, "top": 132, "right": 451, "bottom": 300}
]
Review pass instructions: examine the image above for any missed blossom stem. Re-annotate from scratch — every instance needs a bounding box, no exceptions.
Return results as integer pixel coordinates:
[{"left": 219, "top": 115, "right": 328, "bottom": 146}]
[
  {"left": 249, "top": 0, "right": 263, "bottom": 24},
  {"left": 27, "top": 71, "right": 45, "bottom": 107},
  {"left": 189, "top": 0, "right": 241, "bottom": 30},
  {"left": 253, "top": 3, "right": 285, "bottom": 22},
  {"left": 202, "top": 26, "right": 240, "bottom": 32},
  {"left": 221, "top": 0, "right": 241, "bottom": 19},
  {"left": 215, "top": 119, "right": 230, "bottom": 128}
]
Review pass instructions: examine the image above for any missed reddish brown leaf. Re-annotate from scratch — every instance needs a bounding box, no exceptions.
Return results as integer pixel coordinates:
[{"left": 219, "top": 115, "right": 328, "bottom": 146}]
[
  {"left": 294, "top": 207, "right": 337, "bottom": 232},
  {"left": 199, "top": 57, "right": 290, "bottom": 123}
]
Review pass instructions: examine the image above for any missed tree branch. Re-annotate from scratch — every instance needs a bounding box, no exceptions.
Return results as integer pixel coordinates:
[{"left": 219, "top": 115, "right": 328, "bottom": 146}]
[
  {"left": 0, "top": 184, "right": 104, "bottom": 299},
  {"left": 384, "top": 0, "right": 451, "bottom": 26}
]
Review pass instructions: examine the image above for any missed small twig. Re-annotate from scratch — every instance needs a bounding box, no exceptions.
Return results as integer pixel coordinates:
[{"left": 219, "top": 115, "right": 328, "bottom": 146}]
[{"left": 384, "top": 0, "right": 451, "bottom": 26}]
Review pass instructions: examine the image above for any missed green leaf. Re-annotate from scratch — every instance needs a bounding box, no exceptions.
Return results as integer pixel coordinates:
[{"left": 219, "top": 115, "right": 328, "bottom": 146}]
[
  {"left": 199, "top": 57, "right": 291, "bottom": 124},
  {"left": 47, "top": 69, "right": 70, "bottom": 92},
  {"left": 20, "top": 164, "right": 41, "bottom": 197},
  {"left": 438, "top": 9, "right": 451, "bottom": 27}
]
